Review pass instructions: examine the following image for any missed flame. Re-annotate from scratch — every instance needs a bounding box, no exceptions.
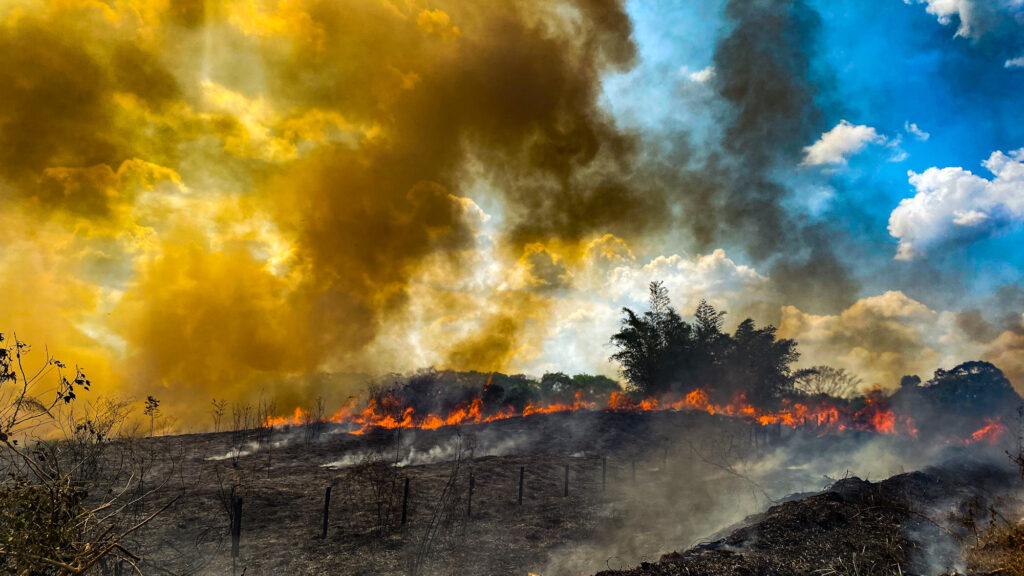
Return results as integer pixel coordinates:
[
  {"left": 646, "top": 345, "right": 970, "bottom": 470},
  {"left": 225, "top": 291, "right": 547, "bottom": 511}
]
[
  {"left": 262, "top": 383, "right": 994, "bottom": 444},
  {"left": 967, "top": 418, "right": 1005, "bottom": 445}
]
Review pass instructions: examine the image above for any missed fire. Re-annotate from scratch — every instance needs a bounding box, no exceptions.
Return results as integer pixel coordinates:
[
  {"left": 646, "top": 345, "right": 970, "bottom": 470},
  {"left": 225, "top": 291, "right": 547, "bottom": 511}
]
[
  {"left": 263, "top": 382, "right": 993, "bottom": 444},
  {"left": 524, "top": 390, "right": 595, "bottom": 416},
  {"left": 967, "top": 418, "right": 1005, "bottom": 445},
  {"left": 607, "top": 390, "right": 658, "bottom": 411}
]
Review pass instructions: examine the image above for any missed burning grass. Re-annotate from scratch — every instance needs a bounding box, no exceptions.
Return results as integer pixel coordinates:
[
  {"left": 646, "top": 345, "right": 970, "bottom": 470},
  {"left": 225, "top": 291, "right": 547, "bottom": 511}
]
[
  {"left": 88, "top": 406, "right": 1024, "bottom": 576},
  {"left": 265, "top": 371, "right": 1012, "bottom": 449}
]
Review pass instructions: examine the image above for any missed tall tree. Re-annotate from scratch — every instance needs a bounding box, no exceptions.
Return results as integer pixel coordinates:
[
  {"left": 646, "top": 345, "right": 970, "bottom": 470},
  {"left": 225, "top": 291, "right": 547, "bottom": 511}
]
[{"left": 611, "top": 283, "right": 801, "bottom": 402}]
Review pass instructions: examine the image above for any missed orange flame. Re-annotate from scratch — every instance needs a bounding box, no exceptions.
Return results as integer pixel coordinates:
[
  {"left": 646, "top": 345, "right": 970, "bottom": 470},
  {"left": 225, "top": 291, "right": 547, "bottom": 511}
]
[
  {"left": 262, "top": 383, "right": 994, "bottom": 444},
  {"left": 966, "top": 418, "right": 1005, "bottom": 445}
]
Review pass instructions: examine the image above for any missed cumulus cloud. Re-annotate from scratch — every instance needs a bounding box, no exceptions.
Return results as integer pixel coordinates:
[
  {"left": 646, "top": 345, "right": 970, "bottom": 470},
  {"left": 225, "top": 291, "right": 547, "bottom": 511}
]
[
  {"left": 517, "top": 239, "right": 774, "bottom": 376},
  {"left": 905, "top": 0, "right": 1019, "bottom": 38},
  {"left": 782, "top": 290, "right": 1024, "bottom": 391},
  {"left": 905, "top": 122, "right": 931, "bottom": 141},
  {"left": 888, "top": 149, "right": 1024, "bottom": 259},
  {"left": 779, "top": 291, "right": 986, "bottom": 389},
  {"left": 907, "top": 0, "right": 982, "bottom": 36},
  {"left": 685, "top": 66, "right": 715, "bottom": 83},
  {"left": 801, "top": 120, "right": 887, "bottom": 166},
  {"left": 605, "top": 248, "right": 770, "bottom": 309}
]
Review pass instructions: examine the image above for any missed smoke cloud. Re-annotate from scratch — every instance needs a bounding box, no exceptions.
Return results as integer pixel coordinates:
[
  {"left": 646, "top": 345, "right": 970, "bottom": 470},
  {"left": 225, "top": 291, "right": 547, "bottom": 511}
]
[{"left": 0, "top": 0, "right": 1019, "bottom": 422}]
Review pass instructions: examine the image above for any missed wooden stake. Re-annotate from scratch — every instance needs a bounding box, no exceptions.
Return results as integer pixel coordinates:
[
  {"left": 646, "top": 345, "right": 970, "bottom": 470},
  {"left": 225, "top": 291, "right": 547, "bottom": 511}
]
[
  {"left": 321, "top": 485, "right": 332, "bottom": 539},
  {"left": 518, "top": 466, "right": 524, "bottom": 505},
  {"left": 401, "top": 477, "right": 410, "bottom": 527},
  {"left": 563, "top": 464, "right": 569, "bottom": 497},
  {"left": 231, "top": 492, "right": 243, "bottom": 576}
]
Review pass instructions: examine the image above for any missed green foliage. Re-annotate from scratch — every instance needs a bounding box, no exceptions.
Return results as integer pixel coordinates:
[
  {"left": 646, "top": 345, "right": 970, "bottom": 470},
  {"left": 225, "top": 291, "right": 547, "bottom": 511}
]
[
  {"left": 610, "top": 281, "right": 800, "bottom": 403},
  {"left": 571, "top": 374, "right": 620, "bottom": 398},
  {"left": 0, "top": 478, "right": 85, "bottom": 574}
]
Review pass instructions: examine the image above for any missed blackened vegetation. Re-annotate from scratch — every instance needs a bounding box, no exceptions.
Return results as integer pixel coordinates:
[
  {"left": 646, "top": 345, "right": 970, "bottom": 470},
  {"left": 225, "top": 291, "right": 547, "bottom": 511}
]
[
  {"left": 891, "top": 361, "right": 1021, "bottom": 439},
  {"left": 611, "top": 281, "right": 799, "bottom": 406},
  {"left": 0, "top": 333, "right": 177, "bottom": 574},
  {"left": 596, "top": 462, "right": 1018, "bottom": 576},
  {"left": 367, "top": 368, "right": 620, "bottom": 415}
]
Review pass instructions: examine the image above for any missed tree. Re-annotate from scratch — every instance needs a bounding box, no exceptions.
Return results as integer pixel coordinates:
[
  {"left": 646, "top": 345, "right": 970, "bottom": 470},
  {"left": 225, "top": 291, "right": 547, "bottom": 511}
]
[
  {"left": 610, "top": 282, "right": 685, "bottom": 395},
  {"left": 794, "top": 365, "right": 862, "bottom": 398},
  {"left": 571, "top": 374, "right": 621, "bottom": 399},
  {"left": 540, "top": 372, "right": 574, "bottom": 402},
  {"left": 610, "top": 282, "right": 801, "bottom": 402},
  {"left": 144, "top": 395, "right": 161, "bottom": 437},
  {"left": 211, "top": 397, "right": 228, "bottom": 432},
  {"left": 899, "top": 374, "right": 921, "bottom": 389}
]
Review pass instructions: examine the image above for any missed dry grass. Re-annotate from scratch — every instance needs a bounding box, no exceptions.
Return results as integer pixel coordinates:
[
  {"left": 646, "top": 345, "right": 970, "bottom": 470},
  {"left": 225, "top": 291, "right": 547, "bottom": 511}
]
[{"left": 967, "top": 518, "right": 1024, "bottom": 576}]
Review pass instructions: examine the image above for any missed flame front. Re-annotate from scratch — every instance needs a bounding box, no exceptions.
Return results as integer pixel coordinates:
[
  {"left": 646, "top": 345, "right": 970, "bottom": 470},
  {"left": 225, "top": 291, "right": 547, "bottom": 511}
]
[
  {"left": 263, "top": 384, "right": 962, "bottom": 440},
  {"left": 966, "top": 418, "right": 1005, "bottom": 445}
]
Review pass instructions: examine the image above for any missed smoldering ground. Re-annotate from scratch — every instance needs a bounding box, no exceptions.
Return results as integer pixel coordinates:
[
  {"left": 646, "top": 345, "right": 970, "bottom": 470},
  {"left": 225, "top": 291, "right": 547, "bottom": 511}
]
[{"left": 110, "top": 408, "right": 1020, "bottom": 576}]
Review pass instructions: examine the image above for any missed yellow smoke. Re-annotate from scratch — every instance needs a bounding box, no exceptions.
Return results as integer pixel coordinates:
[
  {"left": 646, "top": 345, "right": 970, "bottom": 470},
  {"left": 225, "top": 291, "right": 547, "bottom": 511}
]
[{"left": 0, "top": 0, "right": 644, "bottom": 422}]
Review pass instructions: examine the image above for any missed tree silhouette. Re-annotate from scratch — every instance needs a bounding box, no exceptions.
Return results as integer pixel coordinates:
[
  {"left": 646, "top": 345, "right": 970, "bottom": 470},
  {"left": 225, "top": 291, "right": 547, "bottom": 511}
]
[
  {"left": 144, "top": 395, "right": 160, "bottom": 437},
  {"left": 610, "top": 282, "right": 799, "bottom": 402}
]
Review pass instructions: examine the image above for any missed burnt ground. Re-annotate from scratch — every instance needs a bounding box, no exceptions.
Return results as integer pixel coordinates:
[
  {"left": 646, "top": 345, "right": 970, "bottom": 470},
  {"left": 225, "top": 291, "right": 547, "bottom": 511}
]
[
  {"left": 98, "top": 411, "right": 1022, "bottom": 576},
  {"left": 597, "top": 462, "right": 1020, "bottom": 576}
]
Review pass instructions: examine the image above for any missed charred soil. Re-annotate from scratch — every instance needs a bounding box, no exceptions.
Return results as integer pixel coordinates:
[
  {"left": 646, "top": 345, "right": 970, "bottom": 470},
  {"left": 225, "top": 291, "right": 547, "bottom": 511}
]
[{"left": 100, "top": 411, "right": 1021, "bottom": 576}]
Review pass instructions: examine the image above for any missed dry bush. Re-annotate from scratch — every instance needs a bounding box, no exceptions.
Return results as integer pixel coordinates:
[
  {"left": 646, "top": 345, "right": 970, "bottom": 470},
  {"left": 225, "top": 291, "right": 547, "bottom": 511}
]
[
  {"left": 794, "top": 365, "right": 863, "bottom": 399},
  {"left": 352, "top": 444, "right": 404, "bottom": 537},
  {"left": 966, "top": 517, "right": 1024, "bottom": 576},
  {"left": 55, "top": 397, "right": 134, "bottom": 483},
  {"left": 303, "top": 396, "right": 326, "bottom": 448},
  {"left": 211, "top": 398, "right": 228, "bottom": 433},
  {"left": 0, "top": 332, "right": 172, "bottom": 574},
  {"left": 407, "top": 431, "right": 475, "bottom": 576}
]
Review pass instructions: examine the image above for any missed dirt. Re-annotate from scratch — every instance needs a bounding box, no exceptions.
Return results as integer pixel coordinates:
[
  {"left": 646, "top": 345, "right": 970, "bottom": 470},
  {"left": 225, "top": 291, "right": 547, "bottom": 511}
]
[{"left": 93, "top": 411, "right": 1021, "bottom": 576}]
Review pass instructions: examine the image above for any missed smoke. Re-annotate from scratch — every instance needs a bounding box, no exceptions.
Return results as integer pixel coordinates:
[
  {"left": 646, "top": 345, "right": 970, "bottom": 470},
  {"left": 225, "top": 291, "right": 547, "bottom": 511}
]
[
  {"left": 1, "top": 0, "right": 1018, "bottom": 426},
  {"left": 664, "top": 0, "right": 861, "bottom": 314},
  {"left": 528, "top": 414, "right": 1016, "bottom": 575},
  {"left": 0, "top": 0, "right": 655, "bottom": 414}
]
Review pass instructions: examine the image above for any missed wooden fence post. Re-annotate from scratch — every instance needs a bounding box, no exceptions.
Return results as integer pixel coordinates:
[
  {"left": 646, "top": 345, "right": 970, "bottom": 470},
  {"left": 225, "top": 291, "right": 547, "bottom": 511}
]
[
  {"left": 231, "top": 492, "right": 243, "bottom": 575},
  {"left": 518, "top": 466, "right": 524, "bottom": 506},
  {"left": 563, "top": 464, "right": 569, "bottom": 497},
  {"left": 321, "top": 485, "right": 332, "bottom": 539},
  {"left": 401, "top": 477, "right": 410, "bottom": 527},
  {"left": 631, "top": 459, "right": 636, "bottom": 484}
]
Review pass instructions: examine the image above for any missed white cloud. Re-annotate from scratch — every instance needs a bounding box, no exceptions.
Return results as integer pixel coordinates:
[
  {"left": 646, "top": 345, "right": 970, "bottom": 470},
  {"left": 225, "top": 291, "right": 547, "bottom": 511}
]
[
  {"left": 687, "top": 66, "right": 715, "bottom": 83},
  {"left": 520, "top": 244, "right": 772, "bottom": 376},
  {"left": 904, "top": 122, "right": 931, "bottom": 141},
  {"left": 604, "top": 248, "right": 770, "bottom": 310},
  {"left": 1006, "top": 55, "right": 1024, "bottom": 68},
  {"left": 909, "top": 0, "right": 979, "bottom": 37},
  {"left": 802, "top": 120, "right": 887, "bottom": 166},
  {"left": 906, "top": 0, "right": 1024, "bottom": 38},
  {"left": 780, "top": 291, "right": 1024, "bottom": 391},
  {"left": 888, "top": 148, "right": 1024, "bottom": 259},
  {"left": 779, "top": 292, "right": 958, "bottom": 388}
]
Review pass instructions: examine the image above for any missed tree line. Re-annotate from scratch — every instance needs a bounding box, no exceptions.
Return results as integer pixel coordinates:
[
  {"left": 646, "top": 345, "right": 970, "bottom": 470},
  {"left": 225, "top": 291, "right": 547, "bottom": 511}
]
[{"left": 610, "top": 281, "right": 801, "bottom": 406}]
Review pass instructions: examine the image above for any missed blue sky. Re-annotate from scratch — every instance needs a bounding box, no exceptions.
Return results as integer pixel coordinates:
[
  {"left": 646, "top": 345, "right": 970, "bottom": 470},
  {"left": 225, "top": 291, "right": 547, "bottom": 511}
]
[{"left": 601, "top": 0, "right": 1024, "bottom": 310}]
